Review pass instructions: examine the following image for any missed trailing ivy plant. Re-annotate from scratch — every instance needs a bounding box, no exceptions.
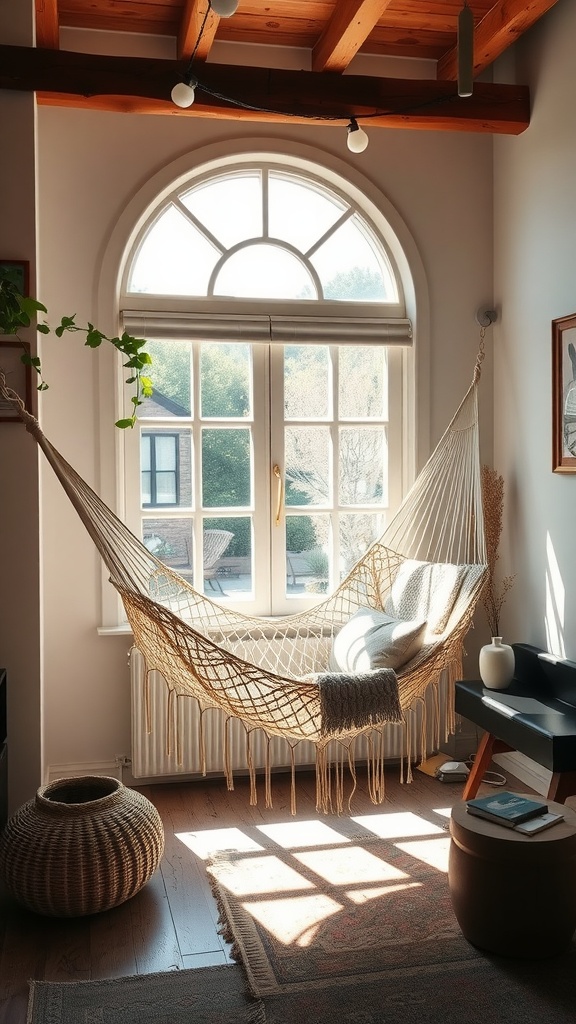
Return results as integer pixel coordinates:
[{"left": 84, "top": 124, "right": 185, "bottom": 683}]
[{"left": 0, "top": 266, "right": 153, "bottom": 428}]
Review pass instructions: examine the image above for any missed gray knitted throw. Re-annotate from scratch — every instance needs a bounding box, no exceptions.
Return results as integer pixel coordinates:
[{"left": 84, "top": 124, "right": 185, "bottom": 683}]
[{"left": 317, "top": 667, "right": 401, "bottom": 738}]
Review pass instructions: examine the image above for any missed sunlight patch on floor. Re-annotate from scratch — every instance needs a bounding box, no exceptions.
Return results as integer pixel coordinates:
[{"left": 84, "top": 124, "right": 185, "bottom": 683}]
[
  {"left": 345, "top": 880, "right": 422, "bottom": 903},
  {"left": 395, "top": 836, "right": 451, "bottom": 872},
  {"left": 175, "top": 827, "right": 264, "bottom": 859},
  {"left": 256, "top": 819, "right": 352, "bottom": 848},
  {"left": 241, "top": 893, "right": 342, "bottom": 945},
  {"left": 215, "top": 853, "right": 317, "bottom": 896},
  {"left": 294, "top": 845, "right": 409, "bottom": 886},
  {"left": 351, "top": 811, "right": 445, "bottom": 838}
]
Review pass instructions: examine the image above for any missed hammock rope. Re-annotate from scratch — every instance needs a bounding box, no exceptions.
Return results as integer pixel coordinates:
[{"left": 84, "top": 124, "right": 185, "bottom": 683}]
[{"left": 0, "top": 349, "right": 488, "bottom": 811}]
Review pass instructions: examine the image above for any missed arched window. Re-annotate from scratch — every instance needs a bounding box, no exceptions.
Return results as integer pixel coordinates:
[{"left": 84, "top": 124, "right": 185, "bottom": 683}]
[{"left": 121, "top": 158, "right": 413, "bottom": 616}]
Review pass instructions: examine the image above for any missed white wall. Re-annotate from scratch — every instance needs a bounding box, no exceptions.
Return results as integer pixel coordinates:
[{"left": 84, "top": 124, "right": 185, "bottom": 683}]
[
  {"left": 1, "top": 26, "right": 495, "bottom": 797},
  {"left": 34, "top": 109, "right": 493, "bottom": 784},
  {"left": 0, "top": 2, "right": 43, "bottom": 811},
  {"left": 494, "top": 0, "right": 576, "bottom": 660}
]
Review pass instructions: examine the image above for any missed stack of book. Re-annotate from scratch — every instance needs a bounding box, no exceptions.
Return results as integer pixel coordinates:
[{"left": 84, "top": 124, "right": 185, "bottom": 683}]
[{"left": 465, "top": 791, "right": 564, "bottom": 834}]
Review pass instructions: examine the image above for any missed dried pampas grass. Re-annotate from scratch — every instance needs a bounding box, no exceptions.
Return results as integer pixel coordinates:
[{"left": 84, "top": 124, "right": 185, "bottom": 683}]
[{"left": 481, "top": 465, "right": 515, "bottom": 638}]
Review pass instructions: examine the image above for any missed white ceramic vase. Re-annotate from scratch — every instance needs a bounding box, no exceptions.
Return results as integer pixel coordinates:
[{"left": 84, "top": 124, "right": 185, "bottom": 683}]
[{"left": 479, "top": 637, "right": 515, "bottom": 690}]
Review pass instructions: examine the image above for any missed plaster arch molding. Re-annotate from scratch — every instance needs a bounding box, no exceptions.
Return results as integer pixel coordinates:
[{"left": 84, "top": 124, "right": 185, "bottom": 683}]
[
  {"left": 99, "top": 137, "right": 428, "bottom": 319},
  {"left": 95, "top": 134, "right": 430, "bottom": 465}
]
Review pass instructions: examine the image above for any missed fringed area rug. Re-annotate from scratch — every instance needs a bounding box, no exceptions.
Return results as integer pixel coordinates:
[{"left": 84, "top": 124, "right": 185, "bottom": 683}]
[
  {"left": 205, "top": 813, "right": 576, "bottom": 1023},
  {"left": 26, "top": 964, "right": 265, "bottom": 1024}
]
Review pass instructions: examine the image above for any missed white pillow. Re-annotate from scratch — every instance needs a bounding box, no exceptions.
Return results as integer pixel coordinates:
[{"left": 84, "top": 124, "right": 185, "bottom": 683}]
[{"left": 330, "top": 608, "right": 427, "bottom": 674}]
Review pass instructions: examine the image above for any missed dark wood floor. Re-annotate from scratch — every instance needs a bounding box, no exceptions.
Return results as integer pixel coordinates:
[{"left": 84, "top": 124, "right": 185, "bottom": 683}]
[{"left": 0, "top": 762, "right": 538, "bottom": 1023}]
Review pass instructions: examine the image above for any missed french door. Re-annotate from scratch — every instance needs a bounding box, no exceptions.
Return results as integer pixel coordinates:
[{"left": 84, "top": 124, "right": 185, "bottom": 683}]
[{"left": 126, "top": 337, "right": 401, "bottom": 616}]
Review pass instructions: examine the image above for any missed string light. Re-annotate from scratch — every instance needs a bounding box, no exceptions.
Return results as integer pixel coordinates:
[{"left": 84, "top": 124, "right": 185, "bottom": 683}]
[
  {"left": 210, "top": 0, "right": 239, "bottom": 15},
  {"left": 457, "top": 1, "right": 474, "bottom": 98},
  {"left": 346, "top": 118, "right": 369, "bottom": 153},
  {"left": 171, "top": 76, "right": 198, "bottom": 108},
  {"left": 169, "top": 3, "right": 466, "bottom": 156}
]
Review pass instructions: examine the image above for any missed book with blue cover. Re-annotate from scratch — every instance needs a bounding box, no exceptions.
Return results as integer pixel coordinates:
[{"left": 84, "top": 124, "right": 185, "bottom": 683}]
[{"left": 466, "top": 791, "right": 548, "bottom": 827}]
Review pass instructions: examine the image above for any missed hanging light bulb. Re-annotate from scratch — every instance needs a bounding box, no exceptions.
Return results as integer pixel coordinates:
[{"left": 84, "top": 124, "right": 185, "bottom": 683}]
[
  {"left": 210, "top": 0, "right": 239, "bottom": 16},
  {"left": 457, "top": 1, "right": 474, "bottom": 98},
  {"left": 171, "top": 77, "right": 197, "bottom": 108},
  {"left": 346, "top": 118, "right": 369, "bottom": 154}
]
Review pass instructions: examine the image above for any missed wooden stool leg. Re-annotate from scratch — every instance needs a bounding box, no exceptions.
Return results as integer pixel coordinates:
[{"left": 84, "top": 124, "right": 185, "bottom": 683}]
[
  {"left": 463, "top": 734, "right": 514, "bottom": 800},
  {"left": 548, "top": 772, "right": 576, "bottom": 804},
  {"left": 462, "top": 732, "right": 496, "bottom": 800}
]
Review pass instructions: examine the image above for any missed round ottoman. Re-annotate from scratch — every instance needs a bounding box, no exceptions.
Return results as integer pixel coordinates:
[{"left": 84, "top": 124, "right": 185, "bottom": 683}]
[
  {"left": 0, "top": 775, "right": 164, "bottom": 917},
  {"left": 449, "top": 795, "right": 576, "bottom": 958}
]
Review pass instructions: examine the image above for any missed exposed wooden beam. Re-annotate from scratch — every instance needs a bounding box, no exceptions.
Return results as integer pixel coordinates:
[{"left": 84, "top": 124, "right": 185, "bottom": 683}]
[
  {"left": 35, "top": 0, "right": 59, "bottom": 50},
  {"left": 437, "top": 0, "right": 561, "bottom": 81},
  {"left": 178, "top": 0, "right": 219, "bottom": 61},
  {"left": 0, "top": 44, "right": 530, "bottom": 135},
  {"left": 312, "top": 0, "right": 394, "bottom": 73}
]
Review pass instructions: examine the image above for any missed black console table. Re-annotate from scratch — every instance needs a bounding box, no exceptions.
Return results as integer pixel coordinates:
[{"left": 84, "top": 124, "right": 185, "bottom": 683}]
[
  {"left": 0, "top": 669, "right": 6, "bottom": 829},
  {"left": 455, "top": 643, "right": 576, "bottom": 804}
]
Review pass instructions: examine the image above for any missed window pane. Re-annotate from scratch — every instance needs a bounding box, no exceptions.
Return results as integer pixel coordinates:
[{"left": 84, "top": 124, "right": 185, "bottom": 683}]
[
  {"left": 285, "top": 515, "right": 331, "bottom": 595},
  {"left": 339, "top": 513, "right": 386, "bottom": 576},
  {"left": 143, "top": 518, "right": 193, "bottom": 574},
  {"left": 128, "top": 206, "right": 219, "bottom": 295},
  {"left": 285, "top": 427, "right": 330, "bottom": 506},
  {"left": 140, "top": 339, "right": 192, "bottom": 417},
  {"left": 215, "top": 245, "right": 316, "bottom": 300},
  {"left": 311, "top": 215, "right": 396, "bottom": 301},
  {"left": 204, "top": 516, "right": 252, "bottom": 597},
  {"left": 201, "top": 343, "right": 251, "bottom": 418},
  {"left": 268, "top": 173, "right": 345, "bottom": 252},
  {"left": 339, "top": 428, "right": 387, "bottom": 505},
  {"left": 339, "top": 347, "right": 387, "bottom": 419},
  {"left": 141, "top": 471, "right": 151, "bottom": 505},
  {"left": 202, "top": 428, "right": 251, "bottom": 507},
  {"left": 181, "top": 173, "right": 262, "bottom": 248},
  {"left": 284, "top": 346, "right": 329, "bottom": 419},
  {"left": 154, "top": 435, "right": 177, "bottom": 470},
  {"left": 141, "top": 430, "right": 192, "bottom": 508}
]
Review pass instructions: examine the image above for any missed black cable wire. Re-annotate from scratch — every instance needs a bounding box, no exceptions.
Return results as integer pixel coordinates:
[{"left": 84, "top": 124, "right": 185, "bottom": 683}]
[{"left": 176, "top": 0, "right": 467, "bottom": 127}]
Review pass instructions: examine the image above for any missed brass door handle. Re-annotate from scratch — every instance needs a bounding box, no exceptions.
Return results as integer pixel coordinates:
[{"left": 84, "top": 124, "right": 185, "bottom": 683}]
[{"left": 273, "top": 464, "right": 283, "bottom": 526}]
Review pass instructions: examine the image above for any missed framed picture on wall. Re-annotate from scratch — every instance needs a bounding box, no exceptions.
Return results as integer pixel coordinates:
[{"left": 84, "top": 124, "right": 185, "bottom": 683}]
[
  {"left": 0, "top": 259, "right": 29, "bottom": 296},
  {"left": 0, "top": 341, "right": 32, "bottom": 421},
  {"left": 552, "top": 313, "right": 576, "bottom": 473}
]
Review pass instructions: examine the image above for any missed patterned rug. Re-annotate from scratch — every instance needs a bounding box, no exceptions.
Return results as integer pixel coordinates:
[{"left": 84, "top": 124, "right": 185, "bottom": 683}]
[
  {"left": 204, "top": 810, "right": 576, "bottom": 1022},
  {"left": 27, "top": 964, "right": 265, "bottom": 1024},
  {"left": 206, "top": 811, "right": 473, "bottom": 997}
]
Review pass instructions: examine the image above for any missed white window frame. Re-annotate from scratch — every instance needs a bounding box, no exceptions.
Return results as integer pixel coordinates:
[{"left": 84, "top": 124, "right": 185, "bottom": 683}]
[{"left": 96, "top": 144, "right": 426, "bottom": 630}]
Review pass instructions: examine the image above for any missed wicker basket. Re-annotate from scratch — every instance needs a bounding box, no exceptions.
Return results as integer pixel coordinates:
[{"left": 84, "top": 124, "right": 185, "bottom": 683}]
[{"left": 0, "top": 775, "right": 164, "bottom": 917}]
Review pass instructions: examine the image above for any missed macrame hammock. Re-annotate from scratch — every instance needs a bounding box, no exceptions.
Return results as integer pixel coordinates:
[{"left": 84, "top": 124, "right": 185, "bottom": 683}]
[{"left": 0, "top": 344, "right": 488, "bottom": 813}]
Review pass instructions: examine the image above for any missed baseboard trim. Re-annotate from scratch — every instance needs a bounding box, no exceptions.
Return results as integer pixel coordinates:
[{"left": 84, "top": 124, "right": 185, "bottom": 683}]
[
  {"left": 492, "top": 751, "right": 551, "bottom": 797},
  {"left": 46, "top": 760, "right": 123, "bottom": 783}
]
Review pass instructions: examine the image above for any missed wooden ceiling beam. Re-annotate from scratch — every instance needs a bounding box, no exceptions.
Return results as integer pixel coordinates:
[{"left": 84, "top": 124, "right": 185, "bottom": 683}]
[
  {"left": 312, "top": 0, "right": 394, "bottom": 73},
  {"left": 437, "top": 0, "right": 561, "bottom": 81},
  {"left": 0, "top": 44, "right": 530, "bottom": 135},
  {"left": 178, "top": 0, "right": 219, "bottom": 61},
  {"left": 35, "top": 0, "right": 59, "bottom": 50}
]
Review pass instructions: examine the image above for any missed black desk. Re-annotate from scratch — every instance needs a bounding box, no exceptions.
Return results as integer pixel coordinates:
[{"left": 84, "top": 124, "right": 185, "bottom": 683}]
[{"left": 455, "top": 643, "right": 576, "bottom": 804}]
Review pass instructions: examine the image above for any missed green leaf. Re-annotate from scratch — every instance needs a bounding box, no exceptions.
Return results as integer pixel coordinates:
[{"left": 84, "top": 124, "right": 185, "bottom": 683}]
[
  {"left": 19, "top": 296, "right": 47, "bottom": 317},
  {"left": 115, "top": 417, "right": 136, "bottom": 429},
  {"left": 37, "top": 323, "right": 50, "bottom": 334},
  {"left": 85, "top": 328, "right": 104, "bottom": 348}
]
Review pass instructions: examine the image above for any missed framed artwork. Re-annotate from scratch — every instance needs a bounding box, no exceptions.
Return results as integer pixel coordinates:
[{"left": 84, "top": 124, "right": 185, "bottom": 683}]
[
  {"left": 552, "top": 313, "right": 576, "bottom": 472},
  {"left": 0, "top": 341, "right": 32, "bottom": 421},
  {"left": 0, "top": 259, "right": 30, "bottom": 296}
]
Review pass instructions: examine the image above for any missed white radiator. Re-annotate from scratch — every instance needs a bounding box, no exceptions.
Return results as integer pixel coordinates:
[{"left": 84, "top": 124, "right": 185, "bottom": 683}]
[{"left": 129, "top": 648, "right": 443, "bottom": 781}]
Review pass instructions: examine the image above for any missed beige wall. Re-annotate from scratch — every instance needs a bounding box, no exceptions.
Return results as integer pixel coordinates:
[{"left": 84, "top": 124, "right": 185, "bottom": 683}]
[
  {"left": 2, "top": 23, "right": 496, "bottom": 800},
  {"left": 0, "top": 3, "right": 42, "bottom": 811},
  {"left": 494, "top": 0, "right": 576, "bottom": 660}
]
